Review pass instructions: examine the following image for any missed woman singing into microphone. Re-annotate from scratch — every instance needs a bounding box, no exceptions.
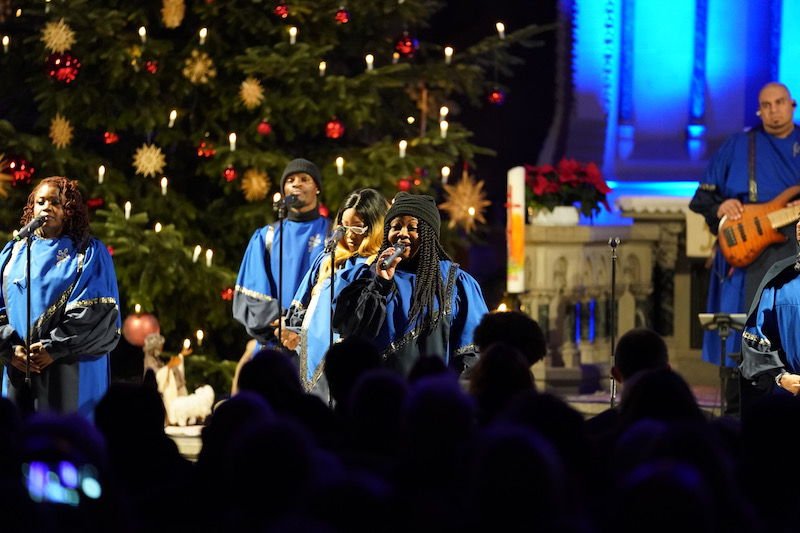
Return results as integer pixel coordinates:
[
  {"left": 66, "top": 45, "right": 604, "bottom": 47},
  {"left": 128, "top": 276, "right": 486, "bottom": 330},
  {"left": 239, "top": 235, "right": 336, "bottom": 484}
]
[{"left": 333, "top": 192, "right": 488, "bottom": 377}]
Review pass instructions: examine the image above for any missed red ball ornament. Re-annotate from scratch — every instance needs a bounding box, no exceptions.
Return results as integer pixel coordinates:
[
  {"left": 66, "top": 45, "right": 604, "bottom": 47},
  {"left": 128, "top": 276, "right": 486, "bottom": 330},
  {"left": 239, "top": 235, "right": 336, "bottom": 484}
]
[
  {"left": 122, "top": 313, "right": 160, "bottom": 347},
  {"left": 106, "top": 245, "right": 115, "bottom": 256},
  {"left": 103, "top": 131, "right": 119, "bottom": 144},
  {"left": 334, "top": 6, "right": 350, "bottom": 24},
  {"left": 487, "top": 88, "right": 506, "bottom": 106},
  {"left": 197, "top": 141, "right": 216, "bottom": 158},
  {"left": 397, "top": 178, "right": 411, "bottom": 192},
  {"left": 223, "top": 166, "right": 238, "bottom": 182},
  {"left": 394, "top": 31, "right": 419, "bottom": 58},
  {"left": 144, "top": 60, "right": 159, "bottom": 74},
  {"left": 6, "top": 156, "right": 35, "bottom": 186},
  {"left": 257, "top": 120, "right": 273, "bottom": 136},
  {"left": 325, "top": 118, "right": 345, "bottom": 139},
  {"left": 221, "top": 287, "right": 234, "bottom": 301},
  {"left": 46, "top": 51, "right": 81, "bottom": 84},
  {"left": 273, "top": 1, "right": 289, "bottom": 18},
  {"left": 86, "top": 197, "right": 105, "bottom": 209},
  {"left": 318, "top": 203, "right": 329, "bottom": 218}
]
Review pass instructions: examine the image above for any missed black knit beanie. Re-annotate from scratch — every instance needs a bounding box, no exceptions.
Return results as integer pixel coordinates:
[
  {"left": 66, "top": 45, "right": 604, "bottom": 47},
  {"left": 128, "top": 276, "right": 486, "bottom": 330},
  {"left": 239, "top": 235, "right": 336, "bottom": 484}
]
[
  {"left": 385, "top": 192, "right": 441, "bottom": 237},
  {"left": 280, "top": 158, "right": 322, "bottom": 191}
]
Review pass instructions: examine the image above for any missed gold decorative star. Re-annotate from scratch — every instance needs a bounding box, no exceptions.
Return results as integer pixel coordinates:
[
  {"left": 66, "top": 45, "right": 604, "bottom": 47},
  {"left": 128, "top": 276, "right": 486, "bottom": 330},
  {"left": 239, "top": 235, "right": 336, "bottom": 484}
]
[
  {"left": 183, "top": 50, "right": 216, "bottom": 84},
  {"left": 438, "top": 173, "right": 491, "bottom": 234},
  {"left": 241, "top": 169, "right": 270, "bottom": 202},
  {"left": 240, "top": 77, "right": 265, "bottom": 110},
  {"left": 161, "top": 0, "right": 186, "bottom": 29},
  {"left": 41, "top": 19, "right": 76, "bottom": 53},
  {"left": 132, "top": 143, "right": 166, "bottom": 178},
  {"left": 49, "top": 113, "right": 74, "bottom": 149}
]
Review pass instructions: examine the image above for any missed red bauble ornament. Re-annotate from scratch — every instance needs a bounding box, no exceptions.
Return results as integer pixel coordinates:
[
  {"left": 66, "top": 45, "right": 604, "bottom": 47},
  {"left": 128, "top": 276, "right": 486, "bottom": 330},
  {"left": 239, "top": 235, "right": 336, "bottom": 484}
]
[
  {"left": 197, "top": 141, "right": 216, "bottom": 158},
  {"left": 273, "top": 1, "right": 289, "bottom": 18},
  {"left": 86, "top": 197, "right": 105, "bottom": 209},
  {"left": 487, "top": 88, "right": 506, "bottom": 106},
  {"left": 257, "top": 121, "right": 273, "bottom": 136},
  {"left": 103, "top": 131, "right": 119, "bottom": 144},
  {"left": 394, "top": 31, "right": 419, "bottom": 58},
  {"left": 144, "top": 60, "right": 159, "bottom": 74},
  {"left": 334, "top": 6, "right": 350, "bottom": 24},
  {"left": 6, "top": 156, "right": 35, "bottom": 186},
  {"left": 223, "top": 166, "right": 238, "bottom": 182},
  {"left": 325, "top": 118, "right": 345, "bottom": 139},
  {"left": 221, "top": 287, "right": 234, "bottom": 301},
  {"left": 106, "top": 245, "right": 115, "bottom": 256},
  {"left": 318, "top": 203, "right": 329, "bottom": 218},
  {"left": 46, "top": 51, "right": 81, "bottom": 84},
  {"left": 122, "top": 313, "right": 160, "bottom": 347},
  {"left": 397, "top": 178, "right": 411, "bottom": 192}
]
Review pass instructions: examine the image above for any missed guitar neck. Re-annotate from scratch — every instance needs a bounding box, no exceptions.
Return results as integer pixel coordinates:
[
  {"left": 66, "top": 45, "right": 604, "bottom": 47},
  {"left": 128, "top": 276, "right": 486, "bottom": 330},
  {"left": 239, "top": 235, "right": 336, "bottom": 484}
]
[{"left": 767, "top": 205, "right": 800, "bottom": 229}]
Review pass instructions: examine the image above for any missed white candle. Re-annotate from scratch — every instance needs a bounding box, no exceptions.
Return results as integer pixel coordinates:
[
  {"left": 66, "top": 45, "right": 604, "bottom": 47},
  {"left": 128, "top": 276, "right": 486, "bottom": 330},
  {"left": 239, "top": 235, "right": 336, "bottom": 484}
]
[
  {"left": 228, "top": 132, "right": 237, "bottom": 151},
  {"left": 124, "top": 201, "right": 132, "bottom": 220},
  {"left": 319, "top": 61, "right": 327, "bottom": 77},
  {"left": 335, "top": 156, "right": 344, "bottom": 176},
  {"left": 444, "top": 46, "right": 453, "bottom": 65},
  {"left": 134, "top": 303, "right": 142, "bottom": 314},
  {"left": 98, "top": 165, "right": 105, "bottom": 184},
  {"left": 192, "top": 245, "right": 202, "bottom": 263},
  {"left": 205, "top": 249, "right": 213, "bottom": 267},
  {"left": 45, "top": 0, "right": 51, "bottom": 13},
  {"left": 288, "top": 26, "right": 297, "bottom": 45},
  {"left": 439, "top": 120, "right": 448, "bottom": 139},
  {"left": 398, "top": 140, "right": 407, "bottom": 158},
  {"left": 183, "top": 338, "right": 191, "bottom": 350},
  {"left": 407, "top": 116, "right": 415, "bottom": 124},
  {"left": 196, "top": 329, "right": 204, "bottom": 347},
  {"left": 2, "top": 36, "right": 8, "bottom": 53},
  {"left": 138, "top": 26, "right": 147, "bottom": 44},
  {"left": 439, "top": 106, "right": 449, "bottom": 121},
  {"left": 154, "top": 222, "right": 162, "bottom": 233},
  {"left": 273, "top": 192, "right": 282, "bottom": 204},
  {"left": 168, "top": 109, "right": 177, "bottom": 128},
  {"left": 496, "top": 22, "right": 505, "bottom": 40},
  {"left": 441, "top": 166, "right": 451, "bottom": 183},
  {"left": 199, "top": 27, "right": 208, "bottom": 45},
  {"left": 160, "top": 176, "right": 168, "bottom": 196},
  {"left": 392, "top": 52, "right": 399, "bottom": 65},
  {"left": 365, "top": 54, "right": 374, "bottom": 72}
]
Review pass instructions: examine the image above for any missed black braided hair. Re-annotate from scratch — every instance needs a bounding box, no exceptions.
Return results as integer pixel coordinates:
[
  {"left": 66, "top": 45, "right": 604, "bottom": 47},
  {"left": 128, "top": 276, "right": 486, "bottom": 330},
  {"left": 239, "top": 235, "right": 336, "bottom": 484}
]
[{"left": 378, "top": 219, "right": 452, "bottom": 337}]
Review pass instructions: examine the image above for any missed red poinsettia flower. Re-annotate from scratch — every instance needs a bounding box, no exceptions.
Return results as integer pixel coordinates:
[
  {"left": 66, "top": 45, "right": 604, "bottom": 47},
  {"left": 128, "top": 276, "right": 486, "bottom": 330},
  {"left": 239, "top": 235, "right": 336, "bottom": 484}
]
[{"left": 525, "top": 159, "right": 612, "bottom": 218}]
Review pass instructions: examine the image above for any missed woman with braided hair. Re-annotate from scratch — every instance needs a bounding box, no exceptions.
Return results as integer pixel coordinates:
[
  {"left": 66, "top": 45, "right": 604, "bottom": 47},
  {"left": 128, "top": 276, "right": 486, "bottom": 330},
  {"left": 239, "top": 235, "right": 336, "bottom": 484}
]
[
  {"left": 333, "top": 192, "right": 488, "bottom": 376},
  {"left": 0, "top": 177, "right": 120, "bottom": 418}
]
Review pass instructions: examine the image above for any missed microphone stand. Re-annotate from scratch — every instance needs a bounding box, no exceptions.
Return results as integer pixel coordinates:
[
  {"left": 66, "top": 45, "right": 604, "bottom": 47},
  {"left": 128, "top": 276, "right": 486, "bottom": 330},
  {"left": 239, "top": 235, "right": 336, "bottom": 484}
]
[
  {"left": 274, "top": 196, "right": 288, "bottom": 350},
  {"left": 608, "top": 237, "right": 620, "bottom": 408},
  {"left": 328, "top": 238, "right": 336, "bottom": 408}
]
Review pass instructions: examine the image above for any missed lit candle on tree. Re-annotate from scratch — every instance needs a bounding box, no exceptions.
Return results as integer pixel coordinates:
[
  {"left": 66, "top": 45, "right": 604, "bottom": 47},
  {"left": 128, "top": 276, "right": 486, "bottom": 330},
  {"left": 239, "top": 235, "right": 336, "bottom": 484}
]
[
  {"left": 199, "top": 27, "right": 208, "bottom": 45},
  {"left": 168, "top": 109, "right": 177, "bottom": 128},
  {"left": 183, "top": 338, "right": 191, "bottom": 350},
  {"left": 441, "top": 166, "right": 451, "bottom": 184},
  {"left": 196, "top": 329, "right": 204, "bottom": 347},
  {"left": 335, "top": 156, "right": 345, "bottom": 176},
  {"left": 154, "top": 222, "right": 162, "bottom": 233},
  {"left": 134, "top": 303, "right": 142, "bottom": 314},
  {"left": 98, "top": 165, "right": 105, "bottom": 184},
  {"left": 365, "top": 54, "right": 374, "bottom": 72},
  {"left": 228, "top": 132, "right": 237, "bottom": 151},
  {"left": 288, "top": 26, "right": 298, "bottom": 45},
  {"left": 319, "top": 61, "right": 327, "bottom": 77},
  {"left": 439, "top": 106, "right": 449, "bottom": 121},
  {"left": 192, "top": 245, "right": 202, "bottom": 263},
  {"left": 124, "top": 201, "right": 132, "bottom": 220},
  {"left": 138, "top": 26, "right": 147, "bottom": 44},
  {"left": 160, "top": 176, "right": 168, "bottom": 196},
  {"left": 444, "top": 46, "right": 453, "bottom": 65},
  {"left": 2, "top": 36, "right": 9, "bottom": 54},
  {"left": 439, "top": 120, "right": 449, "bottom": 139},
  {"left": 205, "top": 249, "right": 213, "bottom": 267},
  {"left": 399, "top": 140, "right": 407, "bottom": 158},
  {"left": 496, "top": 22, "right": 506, "bottom": 40}
]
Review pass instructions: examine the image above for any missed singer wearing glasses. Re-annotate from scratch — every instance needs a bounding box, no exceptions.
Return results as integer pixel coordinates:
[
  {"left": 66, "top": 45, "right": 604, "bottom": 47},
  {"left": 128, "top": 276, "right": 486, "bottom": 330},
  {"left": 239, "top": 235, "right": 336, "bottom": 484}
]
[
  {"left": 333, "top": 192, "right": 488, "bottom": 377},
  {"left": 278, "top": 188, "right": 388, "bottom": 397},
  {"left": 0, "top": 177, "right": 120, "bottom": 418},
  {"left": 234, "top": 158, "right": 330, "bottom": 348}
]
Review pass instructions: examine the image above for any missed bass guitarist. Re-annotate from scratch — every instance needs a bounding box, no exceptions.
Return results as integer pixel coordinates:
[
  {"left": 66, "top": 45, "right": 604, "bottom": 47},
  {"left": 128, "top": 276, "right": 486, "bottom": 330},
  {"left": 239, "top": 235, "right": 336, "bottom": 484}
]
[{"left": 690, "top": 82, "right": 800, "bottom": 410}]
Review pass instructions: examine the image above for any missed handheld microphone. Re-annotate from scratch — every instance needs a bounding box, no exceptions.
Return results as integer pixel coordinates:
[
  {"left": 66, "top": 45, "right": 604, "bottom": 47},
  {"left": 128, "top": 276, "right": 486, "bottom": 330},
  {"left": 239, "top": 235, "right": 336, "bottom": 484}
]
[
  {"left": 283, "top": 194, "right": 299, "bottom": 207},
  {"left": 379, "top": 243, "right": 406, "bottom": 270},
  {"left": 14, "top": 215, "right": 47, "bottom": 241},
  {"left": 325, "top": 226, "right": 346, "bottom": 252}
]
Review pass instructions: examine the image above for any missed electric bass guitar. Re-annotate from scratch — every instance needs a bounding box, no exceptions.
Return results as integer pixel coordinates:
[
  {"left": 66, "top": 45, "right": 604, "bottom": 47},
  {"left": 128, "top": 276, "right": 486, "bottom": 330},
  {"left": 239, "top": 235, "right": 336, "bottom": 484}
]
[{"left": 718, "top": 185, "right": 800, "bottom": 268}]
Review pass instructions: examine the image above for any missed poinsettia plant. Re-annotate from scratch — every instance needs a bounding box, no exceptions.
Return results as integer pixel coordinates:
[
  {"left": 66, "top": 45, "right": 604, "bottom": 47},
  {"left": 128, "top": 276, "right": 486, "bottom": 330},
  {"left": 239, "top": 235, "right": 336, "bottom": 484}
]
[{"left": 525, "top": 159, "right": 612, "bottom": 217}]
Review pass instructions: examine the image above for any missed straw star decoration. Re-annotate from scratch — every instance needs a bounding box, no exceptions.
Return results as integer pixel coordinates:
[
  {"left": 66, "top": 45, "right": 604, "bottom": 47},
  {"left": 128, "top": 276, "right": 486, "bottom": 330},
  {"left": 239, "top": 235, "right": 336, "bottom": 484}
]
[
  {"left": 183, "top": 50, "right": 216, "bottom": 84},
  {"left": 161, "top": 0, "right": 186, "bottom": 29},
  {"left": 438, "top": 173, "right": 491, "bottom": 234},
  {"left": 240, "top": 77, "right": 265, "bottom": 110},
  {"left": 41, "top": 19, "right": 76, "bottom": 53},
  {"left": 241, "top": 169, "right": 270, "bottom": 201},
  {"left": 49, "top": 113, "right": 74, "bottom": 149},
  {"left": 132, "top": 143, "right": 166, "bottom": 177}
]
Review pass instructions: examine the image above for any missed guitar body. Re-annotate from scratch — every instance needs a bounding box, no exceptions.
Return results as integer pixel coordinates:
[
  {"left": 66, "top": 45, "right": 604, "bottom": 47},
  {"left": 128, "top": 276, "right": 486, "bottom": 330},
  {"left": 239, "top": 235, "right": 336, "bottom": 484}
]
[{"left": 718, "top": 186, "right": 800, "bottom": 268}]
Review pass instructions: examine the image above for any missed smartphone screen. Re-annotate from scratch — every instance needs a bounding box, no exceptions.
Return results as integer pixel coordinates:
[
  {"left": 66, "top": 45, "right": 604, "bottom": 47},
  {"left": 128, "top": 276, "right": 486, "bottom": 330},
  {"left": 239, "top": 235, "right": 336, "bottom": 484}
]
[{"left": 23, "top": 460, "right": 102, "bottom": 506}]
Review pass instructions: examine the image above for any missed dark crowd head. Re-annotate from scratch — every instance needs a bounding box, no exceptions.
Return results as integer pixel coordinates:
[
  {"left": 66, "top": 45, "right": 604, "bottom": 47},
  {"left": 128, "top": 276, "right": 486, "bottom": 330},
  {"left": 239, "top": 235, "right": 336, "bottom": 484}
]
[
  {"left": 619, "top": 368, "right": 705, "bottom": 426},
  {"left": 378, "top": 193, "right": 451, "bottom": 337},
  {"left": 473, "top": 310, "right": 547, "bottom": 366},
  {"left": 613, "top": 327, "right": 669, "bottom": 382},
  {"left": 469, "top": 342, "right": 534, "bottom": 423},
  {"left": 237, "top": 349, "right": 303, "bottom": 411},
  {"left": 22, "top": 176, "right": 90, "bottom": 243},
  {"left": 324, "top": 336, "right": 382, "bottom": 409}
]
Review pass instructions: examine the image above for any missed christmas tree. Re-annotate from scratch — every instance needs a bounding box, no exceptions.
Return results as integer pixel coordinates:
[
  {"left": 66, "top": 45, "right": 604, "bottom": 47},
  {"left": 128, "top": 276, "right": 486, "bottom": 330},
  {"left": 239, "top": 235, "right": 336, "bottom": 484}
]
[{"left": 0, "top": 0, "right": 552, "bottom": 361}]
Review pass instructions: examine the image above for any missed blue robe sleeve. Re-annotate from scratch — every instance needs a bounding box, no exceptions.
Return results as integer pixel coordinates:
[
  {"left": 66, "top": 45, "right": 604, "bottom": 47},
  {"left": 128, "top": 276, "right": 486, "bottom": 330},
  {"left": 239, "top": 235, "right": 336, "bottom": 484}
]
[
  {"left": 449, "top": 270, "right": 489, "bottom": 371},
  {"left": 233, "top": 226, "right": 281, "bottom": 343},
  {"left": 741, "top": 284, "right": 785, "bottom": 381},
  {"left": 688, "top": 135, "right": 737, "bottom": 232},
  {"left": 286, "top": 253, "right": 325, "bottom": 328},
  {"left": 0, "top": 241, "right": 23, "bottom": 360},
  {"left": 37, "top": 238, "right": 121, "bottom": 360}
]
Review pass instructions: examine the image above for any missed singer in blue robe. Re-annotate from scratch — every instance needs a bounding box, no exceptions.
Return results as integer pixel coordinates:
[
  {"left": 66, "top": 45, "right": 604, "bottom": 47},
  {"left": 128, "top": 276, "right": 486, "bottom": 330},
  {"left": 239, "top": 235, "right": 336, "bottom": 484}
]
[
  {"left": 233, "top": 158, "right": 330, "bottom": 346},
  {"left": 333, "top": 193, "right": 488, "bottom": 376},
  {"left": 689, "top": 82, "right": 800, "bottom": 367},
  {"left": 282, "top": 188, "right": 388, "bottom": 396},
  {"left": 0, "top": 177, "right": 120, "bottom": 418}
]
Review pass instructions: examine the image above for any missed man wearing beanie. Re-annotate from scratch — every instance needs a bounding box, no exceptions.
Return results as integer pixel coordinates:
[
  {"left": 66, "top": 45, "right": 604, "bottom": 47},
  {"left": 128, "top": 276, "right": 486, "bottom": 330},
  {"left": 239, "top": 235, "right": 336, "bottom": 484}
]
[
  {"left": 333, "top": 192, "right": 488, "bottom": 377},
  {"left": 234, "top": 158, "right": 330, "bottom": 348}
]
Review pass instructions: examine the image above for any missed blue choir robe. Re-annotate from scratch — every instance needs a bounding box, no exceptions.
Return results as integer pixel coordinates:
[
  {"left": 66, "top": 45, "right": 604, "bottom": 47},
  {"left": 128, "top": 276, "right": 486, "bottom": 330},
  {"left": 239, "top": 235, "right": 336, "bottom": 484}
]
[
  {"left": 690, "top": 126, "right": 800, "bottom": 366},
  {"left": 0, "top": 236, "right": 121, "bottom": 418},
  {"left": 741, "top": 254, "right": 800, "bottom": 385},
  {"left": 233, "top": 214, "right": 330, "bottom": 345},
  {"left": 333, "top": 260, "right": 489, "bottom": 376},
  {"left": 286, "top": 253, "right": 369, "bottom": 396}
]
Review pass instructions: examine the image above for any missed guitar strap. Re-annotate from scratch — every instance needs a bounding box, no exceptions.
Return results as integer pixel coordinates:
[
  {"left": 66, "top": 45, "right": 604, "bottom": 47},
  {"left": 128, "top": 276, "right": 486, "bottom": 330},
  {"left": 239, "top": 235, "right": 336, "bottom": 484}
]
[{"left": 748, "top": 129, "right": 757, "bottom": 202}]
